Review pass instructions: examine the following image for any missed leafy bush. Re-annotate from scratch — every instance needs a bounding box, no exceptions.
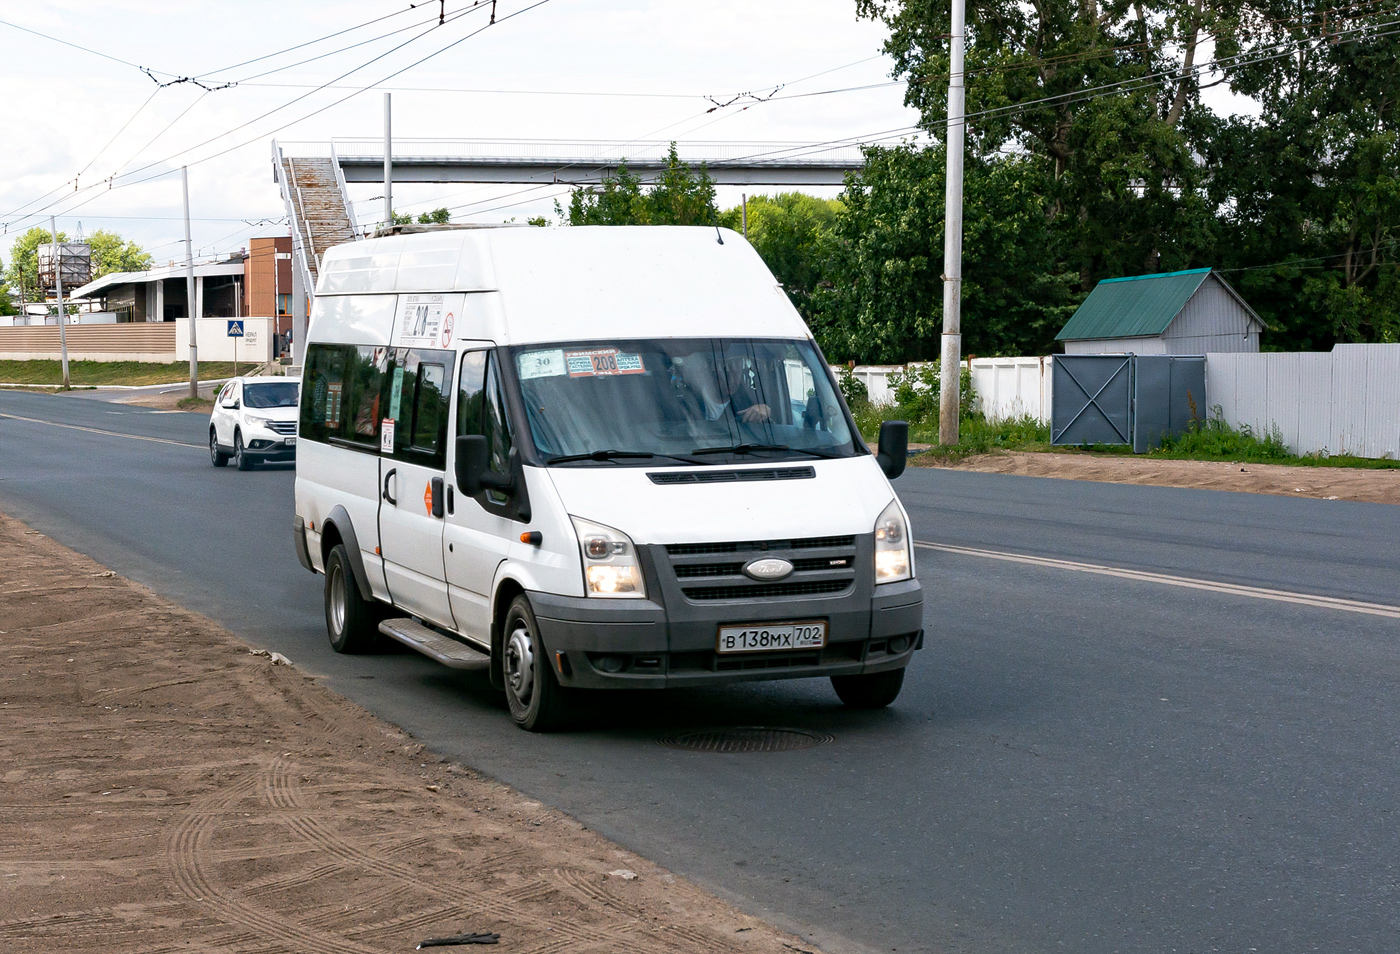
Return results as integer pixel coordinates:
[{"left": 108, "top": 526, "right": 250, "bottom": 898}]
[
  {"left": 884, "top": 361, "right": 974, "bottom": 426},
  {"left": 1154, "top": 406, "right": 1293, "bottom": 462}
]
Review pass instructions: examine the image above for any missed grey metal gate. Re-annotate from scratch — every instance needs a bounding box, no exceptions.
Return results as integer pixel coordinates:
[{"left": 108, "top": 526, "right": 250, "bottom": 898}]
[
  {"left": 1051, "top": 354, "right": 1206, "bottom": 450},
  {"left": 1132, "top": 355, "right": 1206, "bottom": 452},
  {"left": 1052, "top": 355, "right": 1133, "bottom": 446}
]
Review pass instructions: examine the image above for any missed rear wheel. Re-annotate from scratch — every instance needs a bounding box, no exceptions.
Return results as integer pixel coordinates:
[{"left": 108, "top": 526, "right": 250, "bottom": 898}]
[
  {"left": 324, "top": 544, "right": 381, "bottom": 654},
  {"left": 831, "top": 668, "right": 905, "bottom": 709},
  {"left": 234, "top": 431, "right": 254, "bottom": 471},
  {"left": 502, "top": 595, "right": 571, "bottom": 732},
  {"left": 209, "top": 428, "right": 229, "bottom": 467}
]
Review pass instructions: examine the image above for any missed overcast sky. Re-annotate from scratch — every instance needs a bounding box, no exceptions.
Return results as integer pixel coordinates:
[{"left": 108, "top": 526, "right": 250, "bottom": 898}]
[{"left": 0, "top": 0, "right": 921, "bottom": 269}]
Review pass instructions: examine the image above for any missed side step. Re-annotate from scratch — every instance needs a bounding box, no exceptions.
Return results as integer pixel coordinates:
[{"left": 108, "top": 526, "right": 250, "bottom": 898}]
[{"left": 378, "top": 618, "right": 488, "bottom": 669}]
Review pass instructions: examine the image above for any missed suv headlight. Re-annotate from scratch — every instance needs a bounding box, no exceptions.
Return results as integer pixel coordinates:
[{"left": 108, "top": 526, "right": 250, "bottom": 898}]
[
  {"left": 874, "top": 498, "right": 912, "bottom": 583},
  {"left": 571, "top": 516, "right": 646, "bottom": 598},
  {"left": 244, "top": 414, "right": 272, "bottom": 428}
]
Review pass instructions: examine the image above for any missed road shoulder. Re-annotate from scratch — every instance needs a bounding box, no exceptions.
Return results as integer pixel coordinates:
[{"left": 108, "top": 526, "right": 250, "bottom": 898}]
[
  {"left": 0, "top": 511, "right": 821, "bottom": 954},
  {"left": 927, "top": 449, "right": 1400, "bottom": 504}
]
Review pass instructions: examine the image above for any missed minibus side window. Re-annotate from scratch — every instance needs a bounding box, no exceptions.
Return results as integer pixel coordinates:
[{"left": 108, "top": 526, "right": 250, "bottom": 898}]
[
  {"left": 385, "top": 347, "right": 454, "bottom": 469},
  {"left": 456, "top": 350, "right": 514, "bottom": 503}
]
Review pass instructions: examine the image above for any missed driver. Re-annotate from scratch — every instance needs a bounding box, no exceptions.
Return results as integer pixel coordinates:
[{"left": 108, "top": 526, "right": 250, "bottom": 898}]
[{"left": 676, "top": 354, "right": 771, "bottom": 424}]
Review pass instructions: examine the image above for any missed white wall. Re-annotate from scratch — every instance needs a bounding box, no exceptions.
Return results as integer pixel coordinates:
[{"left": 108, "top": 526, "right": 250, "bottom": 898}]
[
  {"left": 969, "top": 356, "right": 1053, "bottom": 423},
  {"left": 1208, "top": 344, "right": 1400, "bottom": 459},
  {"left": 176, "top": 317, "right": 274, "bottom": 364}
]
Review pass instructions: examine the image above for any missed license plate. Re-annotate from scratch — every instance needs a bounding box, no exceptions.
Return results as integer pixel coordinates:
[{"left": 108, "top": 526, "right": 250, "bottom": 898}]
[
  {"left": 284, "top": 437, "right": 297, "bottom": 446},
  {"left": 717, "top": 620, "right": 826, "bottom": 654}
]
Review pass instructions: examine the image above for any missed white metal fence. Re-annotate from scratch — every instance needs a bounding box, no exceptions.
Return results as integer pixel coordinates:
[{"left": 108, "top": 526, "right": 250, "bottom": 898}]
[
  {"left": 1208, "top": 344, "right": 1400, "bottom": 459},
  {"left": 849, "top": 344, "right": 1398, "bottom": 459}
]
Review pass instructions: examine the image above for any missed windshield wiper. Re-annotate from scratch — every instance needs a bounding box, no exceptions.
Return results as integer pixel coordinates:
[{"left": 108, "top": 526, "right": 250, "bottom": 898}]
[
  {"left": 546, "top": 449, "right": 707, "bottom": 465},
  {"left": 689, "top": 443, "right": 842, "bottom": 459}
]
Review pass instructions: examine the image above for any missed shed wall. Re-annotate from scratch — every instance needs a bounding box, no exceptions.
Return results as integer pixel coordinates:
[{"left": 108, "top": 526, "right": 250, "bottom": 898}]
[
  {"left": 1163, "top": 279, "right": 1259, "bottom": 353},
  {"left": 1064, "top": 336, "right": 1168, "bottom": 355}
]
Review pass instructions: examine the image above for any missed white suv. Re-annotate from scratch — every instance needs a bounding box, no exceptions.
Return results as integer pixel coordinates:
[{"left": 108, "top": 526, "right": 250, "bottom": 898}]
[{"left": 210, "top": 377, "right": 300, "bottom": 470}]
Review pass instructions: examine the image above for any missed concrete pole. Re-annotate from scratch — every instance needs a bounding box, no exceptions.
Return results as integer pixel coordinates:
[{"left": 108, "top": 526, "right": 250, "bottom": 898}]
[
  {"left": 383, "top": 92, "right": 393, "bottom": 230},
  {"left": 51, "top": 216, "right": 70, "bottom": 388},
  {"left": 938, "top": 0, "right": 967, "bottom": 446},
  {"left": 183, "top": 166, "right": 199, "bottom": 400}
]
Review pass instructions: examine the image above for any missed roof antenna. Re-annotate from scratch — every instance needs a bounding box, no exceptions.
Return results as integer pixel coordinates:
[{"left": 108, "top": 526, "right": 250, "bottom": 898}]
[{"left": 715, "top": 225, "right": 724, "bottom": 245}]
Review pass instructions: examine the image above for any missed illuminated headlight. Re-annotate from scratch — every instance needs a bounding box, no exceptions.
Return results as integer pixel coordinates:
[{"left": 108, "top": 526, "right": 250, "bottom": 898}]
[
  {"left": 571, "top": 516, "right": 646, "bottom": 598},
  {"left": 873, "top": 498, "right": 912, "bottom": 583}
]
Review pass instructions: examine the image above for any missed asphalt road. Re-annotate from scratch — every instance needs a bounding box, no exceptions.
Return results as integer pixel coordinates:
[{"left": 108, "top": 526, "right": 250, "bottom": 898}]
[{"left": 4, "top": 387, "right": 1399, "bottom": 954}]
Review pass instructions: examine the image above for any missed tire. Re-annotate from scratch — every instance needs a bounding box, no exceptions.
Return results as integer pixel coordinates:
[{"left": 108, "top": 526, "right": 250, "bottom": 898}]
[
  {"left": 234, "top": 430, "right": 254, "bottom": 470},
  {"left": 209, "top": 428, "right": 229, "bottom": 467},
  {"left": 501, "top": 595, "right": 571, "bottom": 732},
  {"left": 324, "top": 544, "right": 381, "bottom": 654},
  {"left": 831, "top": 668, "right": 906, "bottom": 709}
]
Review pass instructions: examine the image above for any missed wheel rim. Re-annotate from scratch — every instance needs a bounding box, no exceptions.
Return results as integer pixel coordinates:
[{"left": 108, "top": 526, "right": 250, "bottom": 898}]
[
  {"left": 209, "top": 431, "right": 218, "bottom": 463},
  {"left": 235, "top": 435, "right": 243, "bottom": 464},
  {"left": 505, "top": 623, "right": 535, "bottom": 707},
  {"left": 328, "top": 562, "right": 347, "bottom": 635}
]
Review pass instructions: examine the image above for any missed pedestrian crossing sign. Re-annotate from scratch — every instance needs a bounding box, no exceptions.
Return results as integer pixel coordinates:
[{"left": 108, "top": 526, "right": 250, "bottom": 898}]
[{"left": 227, "top": 320, "right": 244, "bottom": 337}]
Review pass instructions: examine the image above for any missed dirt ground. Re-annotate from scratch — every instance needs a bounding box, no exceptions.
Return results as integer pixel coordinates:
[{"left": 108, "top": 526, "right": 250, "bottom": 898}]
[
  {"left": 0, "top": 512, "right": 824, "bottom": 954},
  {"left": 927, "top": 450, "right": 1400, "bottom": 505}
]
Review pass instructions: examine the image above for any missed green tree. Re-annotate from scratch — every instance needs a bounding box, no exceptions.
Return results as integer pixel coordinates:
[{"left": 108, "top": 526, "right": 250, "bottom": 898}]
[
  {"left": 0, "top": 254, "right": 15, "bottom": 316},
  {"left": 718, "top": 193, "right": 842, "bottom": 322},
  {"left": 417, "top": 207, "right": 451, "bottom": 225},
  {"left": 564, "top": 144, "right": 718, "bottom": 226},
  {"left": 813, "top": 144, "right": 1079, "bottom": 363},
  {"left": 88, "top": 229, "right": 152, "bottom": 277}
]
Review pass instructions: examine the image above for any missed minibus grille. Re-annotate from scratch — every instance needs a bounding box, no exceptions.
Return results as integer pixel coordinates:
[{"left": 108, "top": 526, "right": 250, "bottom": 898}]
[
  {"left": 648, "top": 467, "right": 815, "bottom": 485},
  {"left": 663, "top": 535, "right": 858, "bottom": 602}
]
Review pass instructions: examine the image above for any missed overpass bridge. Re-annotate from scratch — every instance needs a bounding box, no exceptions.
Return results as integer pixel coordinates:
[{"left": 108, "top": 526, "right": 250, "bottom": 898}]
[{"left": 272, "top": 138, "right": 865, "bottom": 361}]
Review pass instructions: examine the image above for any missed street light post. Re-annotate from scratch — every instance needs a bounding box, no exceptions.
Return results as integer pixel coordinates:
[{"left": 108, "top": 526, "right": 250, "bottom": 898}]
[{"left": 938, "top": 0, "right": 967, "bottom": 446}]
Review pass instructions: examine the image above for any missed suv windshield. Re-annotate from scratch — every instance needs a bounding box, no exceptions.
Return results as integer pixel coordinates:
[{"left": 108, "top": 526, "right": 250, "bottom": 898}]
[
  {"left": 243, "top": 381, "right": 299, "bottom": 409},
  {"left": 511, "top": 338, "right": 858, "bottom": 465}
]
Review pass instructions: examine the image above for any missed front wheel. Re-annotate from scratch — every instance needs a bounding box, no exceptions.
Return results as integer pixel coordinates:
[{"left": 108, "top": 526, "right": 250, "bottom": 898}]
[
  {"left": 324, "top": 544, "right": 381, "bottom": 654},
  {"left": 831, "top": 668, "right": 905, "bottom": 709},
  {"left": 210, "top": 429, "right": 229, "bottom": 467},
  {"left": 502, "top": 595, "right": 571, "bottom": 732},
  {"left": 234, "top": 431, "right": 254, "bottom": 471}
]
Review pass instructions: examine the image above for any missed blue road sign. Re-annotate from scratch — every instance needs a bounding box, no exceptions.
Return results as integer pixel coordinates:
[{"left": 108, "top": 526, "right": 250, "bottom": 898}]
[{"left": 227, "top": 320, "right": 245, "bottom": 338}]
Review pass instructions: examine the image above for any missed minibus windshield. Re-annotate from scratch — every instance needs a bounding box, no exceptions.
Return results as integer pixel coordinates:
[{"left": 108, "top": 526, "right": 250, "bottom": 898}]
[{"left": 510, "top": 338, "right": 860, "bottom": 465}]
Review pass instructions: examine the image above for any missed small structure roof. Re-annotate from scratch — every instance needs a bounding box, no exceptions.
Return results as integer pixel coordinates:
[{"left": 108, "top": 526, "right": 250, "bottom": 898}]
[
  {"left": 68, "top": 260, "right": 245, "bottom": 300},
  {"left": 1056, "top": 267, "right": 1263, "bottom": 341}
]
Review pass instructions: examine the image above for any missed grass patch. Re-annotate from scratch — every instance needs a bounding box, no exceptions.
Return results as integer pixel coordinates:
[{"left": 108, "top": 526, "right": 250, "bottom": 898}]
[
  {"left": 177, "top": 396, "right": 214, "bottom": 411},
  {"left": 0, "top": 360, "right": 244, "bottom": 387},
  {"left": 852, "top": 397, "right": 1399, "bottom": 470}
]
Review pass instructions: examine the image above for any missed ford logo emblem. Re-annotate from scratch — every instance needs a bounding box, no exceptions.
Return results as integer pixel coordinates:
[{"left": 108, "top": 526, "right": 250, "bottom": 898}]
[{"left": 744, "top": 558, "right": 794, "bottom": 581}]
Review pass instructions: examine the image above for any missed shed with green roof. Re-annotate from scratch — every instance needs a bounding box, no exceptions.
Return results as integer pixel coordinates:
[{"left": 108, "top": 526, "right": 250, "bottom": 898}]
[{"left": 1055, "top": 267, "right": 1264, "bottom": 354}]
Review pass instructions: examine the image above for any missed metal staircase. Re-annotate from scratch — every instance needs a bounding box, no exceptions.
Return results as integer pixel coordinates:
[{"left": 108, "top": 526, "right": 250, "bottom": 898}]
[{"left": 272, "top": 141, "right": 361, "bottom": 364}]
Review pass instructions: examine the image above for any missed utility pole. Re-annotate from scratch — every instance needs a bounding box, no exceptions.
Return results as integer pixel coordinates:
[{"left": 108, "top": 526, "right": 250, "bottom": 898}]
[
  {"left": 383, "top": 93, "right": 393, "bottom": 230},
  {"left": 938, "top": 0, "right": 967, "bottom": 446},
  {"left": 50, "top": 216, "right": 70, "bottom": 389},
  {"left": 183, "top": 166, "right": 199, "bottom": 400}
]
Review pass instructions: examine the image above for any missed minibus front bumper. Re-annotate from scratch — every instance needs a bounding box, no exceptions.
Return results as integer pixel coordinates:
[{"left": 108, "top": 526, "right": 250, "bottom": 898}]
[{"left": 529, "top": 535, "right": 923, "bottom": 689}]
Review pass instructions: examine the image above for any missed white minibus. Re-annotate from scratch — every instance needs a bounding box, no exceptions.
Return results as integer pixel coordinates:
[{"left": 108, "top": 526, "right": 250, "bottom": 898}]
[{"left": 293, "top": 225, "right": 923, "bottom": 730}]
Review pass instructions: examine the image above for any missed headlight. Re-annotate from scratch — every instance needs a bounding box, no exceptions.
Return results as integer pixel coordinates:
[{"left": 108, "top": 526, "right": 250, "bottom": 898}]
[
  {"left": 244, "top": 414, "right": 272, "bottom": 428},
  {"left": 571, "top": 516, "right": 646, "bottom": 598},
  {"left": 873, "top": 498, "right": 912, "bottom": 583}
]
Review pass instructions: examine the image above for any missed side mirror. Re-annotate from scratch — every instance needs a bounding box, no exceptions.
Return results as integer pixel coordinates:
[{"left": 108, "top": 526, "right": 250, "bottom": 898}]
[
  {"left": 455, "top": 435, "right": 513, "bottom": 495},
  {"left": 875, "top": 420, "right": 909, "bottom": 480},
  {"left": 223, "top": 399, "right": 239, "bottom": 409}
]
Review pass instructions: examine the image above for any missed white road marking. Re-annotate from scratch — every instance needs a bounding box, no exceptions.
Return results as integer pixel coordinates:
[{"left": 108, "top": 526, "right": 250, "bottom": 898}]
[
  {"left": 0, "top": 412, "right": 203, "bottom": 449},
  {"left": 916, "top": 541, "right": 1400, "bottom": 620}
]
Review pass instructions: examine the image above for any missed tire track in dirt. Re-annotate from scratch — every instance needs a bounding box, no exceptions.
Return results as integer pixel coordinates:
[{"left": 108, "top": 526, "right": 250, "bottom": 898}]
[{"left": 162, "top": 766, "right": 392, "bottom": 954}]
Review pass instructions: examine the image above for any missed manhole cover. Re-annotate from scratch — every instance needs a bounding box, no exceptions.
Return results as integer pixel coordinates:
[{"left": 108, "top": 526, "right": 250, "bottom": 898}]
[{"left": 658, "top": 727, "right": 834, "bottom": 753}]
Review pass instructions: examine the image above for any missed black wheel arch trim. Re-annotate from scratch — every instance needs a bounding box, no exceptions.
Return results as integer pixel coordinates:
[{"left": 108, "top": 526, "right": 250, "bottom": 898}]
[
  {"left": 322, "top": 505, "right": 374, "bottom": 601},
  {"left": 293, "top": 515, "right": 315, "bottom": 574}
]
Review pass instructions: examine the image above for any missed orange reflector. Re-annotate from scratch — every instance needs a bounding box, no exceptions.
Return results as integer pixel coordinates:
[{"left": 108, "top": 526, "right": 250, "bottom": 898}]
[{"left": 520, "top": 531, "right": 542, "bottom": 545}]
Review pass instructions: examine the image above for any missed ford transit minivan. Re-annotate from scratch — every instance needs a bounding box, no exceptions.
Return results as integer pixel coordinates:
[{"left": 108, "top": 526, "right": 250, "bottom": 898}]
[{"left": 293, "top": 225, "right": 923, "bottom": 730}]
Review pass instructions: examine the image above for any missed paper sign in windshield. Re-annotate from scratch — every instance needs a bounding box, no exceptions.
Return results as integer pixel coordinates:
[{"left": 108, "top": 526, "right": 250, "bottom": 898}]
[
  {"left": 565, "top": 348, "right": 645, "bottom": 377},
  {"left": 518, "top": 349, "right": 566, "bottom": 380}
]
